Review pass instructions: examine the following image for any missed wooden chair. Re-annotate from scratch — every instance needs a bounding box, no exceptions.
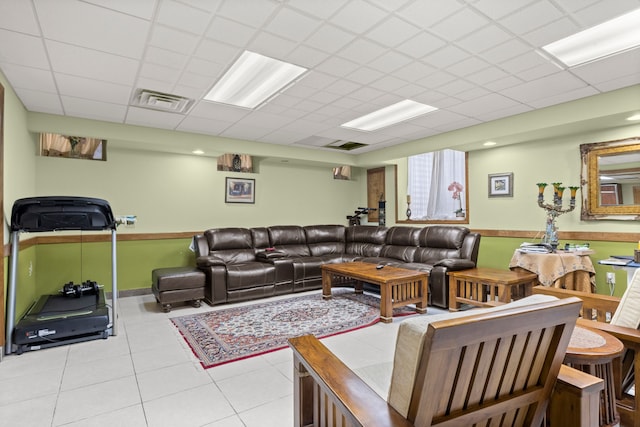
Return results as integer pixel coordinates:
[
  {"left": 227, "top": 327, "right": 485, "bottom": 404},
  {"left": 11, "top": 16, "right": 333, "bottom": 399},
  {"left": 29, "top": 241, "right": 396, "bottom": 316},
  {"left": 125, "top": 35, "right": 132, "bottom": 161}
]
[
  {"left": 534, "top": 276, "right": 640, "bottom": 427},
  {"left": 289, "top": 296, "right": 603, "bottom": 427}
]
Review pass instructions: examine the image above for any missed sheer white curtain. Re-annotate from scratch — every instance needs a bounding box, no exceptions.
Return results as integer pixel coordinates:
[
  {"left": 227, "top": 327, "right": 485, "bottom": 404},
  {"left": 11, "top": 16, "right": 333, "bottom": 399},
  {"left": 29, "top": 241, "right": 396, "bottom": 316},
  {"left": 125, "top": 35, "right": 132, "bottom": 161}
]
[{"left": 408, "top": 149, "right": 465, "bottom": 220}]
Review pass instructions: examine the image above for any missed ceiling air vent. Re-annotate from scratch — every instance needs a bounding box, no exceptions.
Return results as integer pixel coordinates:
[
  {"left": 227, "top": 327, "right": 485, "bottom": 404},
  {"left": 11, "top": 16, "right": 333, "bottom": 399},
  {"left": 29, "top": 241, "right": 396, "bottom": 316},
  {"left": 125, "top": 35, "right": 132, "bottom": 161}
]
[
  {"left": 130, "top": 89, "right": 194, "bottom": 114},
  {"left": 325, "top": 141, "right": 367, "bottom": 151}
]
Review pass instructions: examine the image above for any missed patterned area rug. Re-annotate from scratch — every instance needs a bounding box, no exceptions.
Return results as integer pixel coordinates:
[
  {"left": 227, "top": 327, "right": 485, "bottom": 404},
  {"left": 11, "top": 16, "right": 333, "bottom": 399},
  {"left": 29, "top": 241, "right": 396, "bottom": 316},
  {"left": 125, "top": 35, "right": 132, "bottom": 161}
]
[{"left": 171, "top": 289, "right": 416, "bottom": 368}]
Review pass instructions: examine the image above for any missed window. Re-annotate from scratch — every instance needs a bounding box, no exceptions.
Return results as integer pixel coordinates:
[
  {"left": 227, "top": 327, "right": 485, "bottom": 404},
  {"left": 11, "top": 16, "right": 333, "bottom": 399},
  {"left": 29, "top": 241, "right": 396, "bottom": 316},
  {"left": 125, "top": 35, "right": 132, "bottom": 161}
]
[
  {"left": 39, "top": 133, "right": 107, "bottom": 161},
  {"left": 407, "top": 149, "right": 467, "bottom": 221}
]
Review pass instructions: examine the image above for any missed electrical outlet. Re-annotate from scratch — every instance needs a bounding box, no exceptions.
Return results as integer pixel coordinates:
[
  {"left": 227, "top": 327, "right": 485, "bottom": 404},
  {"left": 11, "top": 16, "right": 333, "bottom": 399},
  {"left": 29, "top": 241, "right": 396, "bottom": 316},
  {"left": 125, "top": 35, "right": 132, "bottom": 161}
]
[{"left": 606, "top": 272, "right": 616, "bottom": 285}]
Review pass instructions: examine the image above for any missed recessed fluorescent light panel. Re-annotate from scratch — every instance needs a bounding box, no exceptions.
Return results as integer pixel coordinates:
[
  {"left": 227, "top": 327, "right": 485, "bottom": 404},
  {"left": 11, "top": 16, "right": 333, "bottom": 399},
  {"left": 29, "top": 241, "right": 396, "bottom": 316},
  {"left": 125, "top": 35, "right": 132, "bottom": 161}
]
[
  {"left": 541, "top": 8, "right": 640, "bottom": 67},
  {"left": 204, "top": 51, "right": 307, "bottom": 109},
  {"left": 341, "top": 100, "right": 438, "bottom": 131}
]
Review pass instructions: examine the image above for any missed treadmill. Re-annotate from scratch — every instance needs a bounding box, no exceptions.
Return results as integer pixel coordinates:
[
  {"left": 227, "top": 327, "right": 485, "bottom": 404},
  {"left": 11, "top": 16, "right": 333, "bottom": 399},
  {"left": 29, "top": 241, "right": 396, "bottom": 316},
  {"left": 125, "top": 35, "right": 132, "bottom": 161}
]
[{"left": 5, "top": 196, "right": 118, "bottom": 355}]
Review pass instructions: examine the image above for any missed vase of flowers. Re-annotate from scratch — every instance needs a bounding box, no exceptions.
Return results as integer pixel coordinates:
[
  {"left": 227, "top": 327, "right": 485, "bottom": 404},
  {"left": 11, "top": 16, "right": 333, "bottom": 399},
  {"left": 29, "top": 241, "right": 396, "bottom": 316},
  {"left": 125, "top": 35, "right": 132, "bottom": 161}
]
[{"left": 448, "top": 181, "right": 464, "bottom": 217}]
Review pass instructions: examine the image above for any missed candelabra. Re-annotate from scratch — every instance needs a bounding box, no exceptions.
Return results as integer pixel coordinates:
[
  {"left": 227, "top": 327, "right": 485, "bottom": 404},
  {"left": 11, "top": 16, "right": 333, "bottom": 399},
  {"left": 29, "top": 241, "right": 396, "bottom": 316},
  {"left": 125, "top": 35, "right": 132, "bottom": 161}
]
[
  {"left": 406, "top": 195, "right": 412, "bottom": 220},
  {"left": 536, "top": 182, "right": 579, "bottom": 249}
]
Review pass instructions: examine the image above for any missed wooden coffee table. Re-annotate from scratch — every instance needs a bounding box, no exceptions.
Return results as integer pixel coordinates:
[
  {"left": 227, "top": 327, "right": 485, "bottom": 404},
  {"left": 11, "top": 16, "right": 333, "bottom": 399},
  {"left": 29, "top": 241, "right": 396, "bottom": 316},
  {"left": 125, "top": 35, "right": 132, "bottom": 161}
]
[{"left": 321, "top": 262, "right": 428, "bottom": 323}]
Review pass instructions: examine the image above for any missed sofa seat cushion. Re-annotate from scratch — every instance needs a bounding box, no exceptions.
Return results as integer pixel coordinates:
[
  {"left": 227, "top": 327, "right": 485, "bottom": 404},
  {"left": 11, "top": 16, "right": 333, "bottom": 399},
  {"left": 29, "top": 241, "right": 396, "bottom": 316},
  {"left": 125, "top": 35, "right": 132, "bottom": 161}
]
[
  {"left": 225, "top": 262, "right": 276, "bottom": 291},
  {"left": 387, "top": 294, "right": 559, "bottom": 417},
  {"left": 291, "top": 256, "right": 342, "bottom": 281}
]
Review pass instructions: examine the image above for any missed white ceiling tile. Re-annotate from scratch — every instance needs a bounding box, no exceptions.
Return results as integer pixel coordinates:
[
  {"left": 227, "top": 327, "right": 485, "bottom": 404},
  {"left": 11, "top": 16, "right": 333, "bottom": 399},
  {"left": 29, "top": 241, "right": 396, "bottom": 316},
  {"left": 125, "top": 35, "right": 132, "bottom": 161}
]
[
  {"left": 395, "top": 32, "right": 447, "bottom": 58},
  {"left": 151, "top": 25, "right": 201, "bottom": 56},
  {"left": 324, "top": 79, "right": 362, "bottom": 96},
  {"left": 1, "top": 64, "right": 56, "bottom": 93},
  {"left": 455, "top": 86, "right": 491, "bottom": 102},
  {"left": 156, "top": 0, "right": 212, "bottom": 35},
  {"left": 368, "top": 51, "right": 413, "bottom": 73},
  {"left": 45, "top": 40, "right": 139, "bottom": 86},
  {"left": 592, "top": 74, "right": 640, "bottom": 92},
  {"left": 217, "top": 0, "right": 278, "bottom": 27},
  {"left": 184, "top": 57, "right": 225, "bottom": 80},
  {"left": 448, "top": 93, "right": 522, "bottom": 116},
  {"left": 338, "top": 39, "right": 386, "bottom": 64},
  {"left": 14, "top": 87, "right": 63, "bottom": 114},
  {"left": 572, "top": 0, "right": 640, "bottom": 26},
  {"left": 438, "top": 79, "right": 476, "bottom": 97},
  {"left": 432, "top": 116, "right": 482, "bottom": 132},
  {"left": 499, "top": 51, "right": 550, "bottom": 74},
  {"left": 297, "top": 72, "right": 338, "bottom": 90},
  {"left": 397, "top": 0, "right": 463, "bottom": 27},
  {"left": 206, "top": 17, "right": 256, "bottom": 47},
  {"left": 83, "top": 0, "right": 158, "bottom": 20},
  {"left": 348, "top": 86, "right": 387, "bottom": 103},
  {"left": 144, "top": 47, "right": 189, "bottom": 70},
  {"left": 221, "top": 122, "right": 272, "bottom": 140},
  {"left": 423, "top": 45, "right": 469, "bottom": 68},
  {"left": 0, "top": 29, "right": 49, "bottom": 68},
  {"left": 447, "top": 57, "right": 490, "bottom": 77},
  {"left": 547, "top": 0, "right": 600, "bottom": 13},
  {"left": 249, "top": 32, "right": 298, "bottom": 59},
  {"left": 192, "top": 38, "right": 238, "bottom": 66},
  {"left": 483, "top": 75, "right": 524, "bottom": 91},
  {"left": 371, "top": 75, "right": 410, "bottom": 92},
  {"left": 189, "top": 101, "right": 250, "bottom": 121},
  {"left": 517, "top": 62, "right": 562, "bottom": 82},
  {"left": 474, "top": 103, "right": 532, "bottom": 122},
  {"left": 480, "top": 38, "right": 530, "bottom": 63},
  {"left": 316, "top": 56, "right": 361, "bottom": 78},
  {"left": 392, "top": 62, "right": 436, "bottom": 82},
  {"left": 456, "top": 25, "right": 512, "bottom": 53},
  {"left": 345, "top": 67, "right": 385, "bottom": 85},
  {"left": 35, "top": 0, "right": 149, "bottom": 58},
  {"left": 305, "top": 24, "right": 355, "bottom": 54},
  {"left": 465, "top": 66, "right": 510, "bottom": 85},
  {"left": 415, "top": 71, "right": 456, "bottom": 89},
  {"left": 365, "top": 16, "right": 421, "bottom": 47},
  {"left": 285, "top": 45, "right": 331, "bottom": 69},
  {"left": 501, "top": 72, "right": 588, "bottom": 103},
  {"left": 470, "top": 0, "right": 538, "bottom": 19},
  {"left": 499, "top": 1, "right": 563, "bottom": 35},
  {"left": 430, "top": 8, "right": 489, "bottom": 41},
  {"left": 139, "top": 62, "right": 181, "bottom": 84},
  {"left": 172, "top": 83, "right": 205, "bottom": 100},
  {"left": 62, "top": 96, "right": 127, "bottom": 122},
  {"left": 266, "top": 6, "right": 321, "bottom": 41},
  {"left": 125, "top": 106, "right": 186, "bottom": 129},
  {"left": 56, "top": 74, "right": 131, "bottom": 104},
  {"left": 521, "top": 17, "right": 580, "bottom": 47},
  {"left": 527, "top": 86, "right": 600, "bottom": 108},
  {"left": 330, "top": 0, "right": 388, "bottom": 33},
  {"left": 176, "top": 115, "right": 234, "bottom": 135},
  {"left": 0, "top": 0, "right": 39, "bottom": 34},
  {"left": 287, "top": 0, "right": 349, "bottom": 19},
  {"left": 570, "top": 48, "right": 640, "bottom": 84},
  {"left": 134, "top": 77, "right": 174, "bottom": 94}
]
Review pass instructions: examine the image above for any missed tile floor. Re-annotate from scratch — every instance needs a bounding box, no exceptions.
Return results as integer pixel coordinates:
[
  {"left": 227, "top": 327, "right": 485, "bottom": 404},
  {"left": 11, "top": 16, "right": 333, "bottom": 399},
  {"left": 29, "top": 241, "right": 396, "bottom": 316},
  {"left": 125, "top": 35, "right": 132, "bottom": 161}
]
[{"left": 0, "top": 292, "right": 447, "bottom": 427}]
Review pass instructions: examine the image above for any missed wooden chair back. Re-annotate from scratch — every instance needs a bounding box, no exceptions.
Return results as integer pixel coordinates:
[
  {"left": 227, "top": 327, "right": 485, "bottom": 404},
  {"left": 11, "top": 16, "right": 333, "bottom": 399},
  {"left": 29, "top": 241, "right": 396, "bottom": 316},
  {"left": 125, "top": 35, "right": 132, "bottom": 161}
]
[{"left": 404, "top": 297, "right": 582, "bottom": 426}]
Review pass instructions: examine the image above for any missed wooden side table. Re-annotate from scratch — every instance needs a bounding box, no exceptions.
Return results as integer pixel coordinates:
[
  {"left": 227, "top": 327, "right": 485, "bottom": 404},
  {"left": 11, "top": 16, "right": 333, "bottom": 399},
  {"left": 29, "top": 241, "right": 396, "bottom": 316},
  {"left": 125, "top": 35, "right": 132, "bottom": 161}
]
[
  {"left": 564, "top": 325, "right": 624, "bottom": 427},
  {"left": 447, "top": 267, "right": 538, "bottom": 311}
]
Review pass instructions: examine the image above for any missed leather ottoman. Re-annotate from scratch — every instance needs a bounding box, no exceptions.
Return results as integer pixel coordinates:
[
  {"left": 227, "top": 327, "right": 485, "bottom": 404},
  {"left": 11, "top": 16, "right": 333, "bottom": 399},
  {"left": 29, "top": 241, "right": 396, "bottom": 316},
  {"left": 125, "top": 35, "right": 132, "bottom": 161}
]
[{"left": 152, "top": 267, "right": 205, "bottom": 312}]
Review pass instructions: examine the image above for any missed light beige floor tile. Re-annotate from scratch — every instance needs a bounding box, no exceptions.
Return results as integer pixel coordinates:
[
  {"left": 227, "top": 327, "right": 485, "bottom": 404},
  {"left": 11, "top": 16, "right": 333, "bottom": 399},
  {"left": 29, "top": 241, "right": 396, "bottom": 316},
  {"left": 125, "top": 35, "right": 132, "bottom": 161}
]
[
  {"left": 126, "top": 319, "right": 184, "bottom": 354},
  {"left": 137, "top": 361, "right": 212, "bottom": 402},
  {"left": 239, "top": 395, "right": 294, "bottom": 427},
  {"left": 131, "top": 342, "right": 198, "bottom": 373},
  {"left": 61, "top": 353, "right": 135, "bottom": 391},
  {"left": 59, "top": 404, "right": 147, "bottom": 427},
  {"left": 216, "top": 366, "right": 292, "bottom": 413},
  {"left": 53, "top": 376, "right": 140, "bottom": 425},
  {"left": 0, "top": 393, "right": 56, "bottom": 427},
  {"left": 0, "top": 367, "right": 63, "bottom": 405},
  {"left": 0, "top": 345, "right": 68, "bottom": 380},
  {"left": 143, "top": 383, "right": 235, "bottom": 427},
  {"left": 203, "top": 415, "right": 246, "bottom": 427},
  {"left": 65, "top": 332, "right": 131, "bottom": 364},
  {"left": 207, "top": 354, "right": 272, "bottom": 382}
]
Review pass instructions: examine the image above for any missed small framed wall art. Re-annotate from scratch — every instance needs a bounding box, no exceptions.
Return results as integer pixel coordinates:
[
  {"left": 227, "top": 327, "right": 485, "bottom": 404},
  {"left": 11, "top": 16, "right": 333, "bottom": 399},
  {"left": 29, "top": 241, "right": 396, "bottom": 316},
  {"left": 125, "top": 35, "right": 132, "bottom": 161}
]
[
  {"left": 225, "top": 177, "right": 255, "bottom": 204},
  {"left": 488, "top": 173, "right": 513, "bottom": 197}
]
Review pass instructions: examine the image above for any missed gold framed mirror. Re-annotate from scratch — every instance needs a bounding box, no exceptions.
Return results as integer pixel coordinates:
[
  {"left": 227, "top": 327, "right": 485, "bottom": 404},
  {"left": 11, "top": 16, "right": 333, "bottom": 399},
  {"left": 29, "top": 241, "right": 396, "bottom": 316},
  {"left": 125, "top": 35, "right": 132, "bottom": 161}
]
[{"left": 580, "top": 137, "right": 640, "bottom": 220}]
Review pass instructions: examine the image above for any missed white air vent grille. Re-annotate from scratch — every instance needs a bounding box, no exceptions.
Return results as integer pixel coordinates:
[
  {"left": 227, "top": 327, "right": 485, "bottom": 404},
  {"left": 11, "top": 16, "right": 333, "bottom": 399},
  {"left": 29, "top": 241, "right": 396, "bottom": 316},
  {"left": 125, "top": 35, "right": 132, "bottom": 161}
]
[{"left": 131, "top": 89, "right": 194, "bottom": 114}]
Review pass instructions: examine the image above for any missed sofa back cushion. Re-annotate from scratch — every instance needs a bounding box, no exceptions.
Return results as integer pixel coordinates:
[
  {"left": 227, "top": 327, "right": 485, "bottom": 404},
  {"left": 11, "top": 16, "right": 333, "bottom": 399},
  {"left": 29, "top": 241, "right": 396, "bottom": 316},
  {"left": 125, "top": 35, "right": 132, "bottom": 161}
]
[
  {"left": 413, "top": 226, "right": 469, "bottom": 263},
  {"left": 250, "top": 227, "right": 270, "bottom": 251},
  {"left": 268, "top": 225, "right": 311, "bottom": 257},
  {"left": 204, "top": 228, "right": 255, "bottom": 263},
  {"left": 304, "top": 225, "right": 345, "bottom": 256},
  {"left": 345, "top": 225, "right": 387, "bottom": 257},
  {"left": 379, "top": 226, "right": 419, "bottom": 262}
]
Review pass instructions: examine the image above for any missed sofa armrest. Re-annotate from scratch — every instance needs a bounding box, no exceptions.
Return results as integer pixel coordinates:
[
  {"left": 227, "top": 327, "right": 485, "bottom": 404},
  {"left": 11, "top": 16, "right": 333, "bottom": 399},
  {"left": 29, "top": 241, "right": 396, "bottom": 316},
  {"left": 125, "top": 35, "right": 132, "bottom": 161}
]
[
  {"left": 289, "top": 335, "right": 412, "bottom": 427},
  {"left": 434, "top": 258, "right": 476, "bottom": 270},
  {"left": 196, "top": 255, "right": 226, "bottom": 268},
  {"left": 256, "top": 250, "right": 287, "bottom": 260}
]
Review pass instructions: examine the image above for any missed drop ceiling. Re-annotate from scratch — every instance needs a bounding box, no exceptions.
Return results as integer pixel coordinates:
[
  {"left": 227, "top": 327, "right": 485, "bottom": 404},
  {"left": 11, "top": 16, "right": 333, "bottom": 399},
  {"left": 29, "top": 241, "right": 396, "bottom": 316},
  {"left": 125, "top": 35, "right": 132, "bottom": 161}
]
[{"left": 0, "top": 0, "right": 639, "bottom": 155}]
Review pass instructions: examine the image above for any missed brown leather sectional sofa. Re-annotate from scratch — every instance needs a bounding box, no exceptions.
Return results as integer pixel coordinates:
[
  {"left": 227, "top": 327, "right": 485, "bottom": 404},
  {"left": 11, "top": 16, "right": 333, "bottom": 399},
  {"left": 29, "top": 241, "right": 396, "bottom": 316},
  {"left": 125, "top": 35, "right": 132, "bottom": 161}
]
[{"left": 193, "top": 225, "right": 480, "bottom": 309}]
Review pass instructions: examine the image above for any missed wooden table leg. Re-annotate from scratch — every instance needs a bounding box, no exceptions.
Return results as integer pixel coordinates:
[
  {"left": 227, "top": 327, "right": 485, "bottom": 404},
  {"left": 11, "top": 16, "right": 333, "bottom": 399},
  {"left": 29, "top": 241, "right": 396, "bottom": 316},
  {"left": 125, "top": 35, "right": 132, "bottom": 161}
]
[
  {"left": 379, "top": 284, "right": 393, "bottom": 323},
  {"left": 416, "top": 276, "right": 428, "bottom": 314},
  {"left": 322, "top": 270, "right": 332, "bottom": 300}
]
